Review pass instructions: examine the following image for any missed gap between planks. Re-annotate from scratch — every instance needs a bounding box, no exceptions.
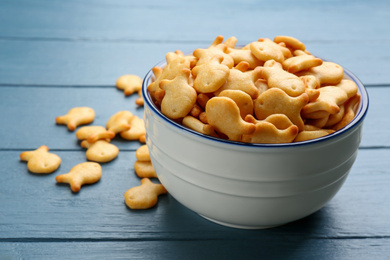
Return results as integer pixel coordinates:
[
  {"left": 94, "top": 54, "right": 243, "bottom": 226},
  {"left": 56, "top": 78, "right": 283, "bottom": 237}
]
[{"left": 2, "top": 235, "right": 390, "bottom": 243}]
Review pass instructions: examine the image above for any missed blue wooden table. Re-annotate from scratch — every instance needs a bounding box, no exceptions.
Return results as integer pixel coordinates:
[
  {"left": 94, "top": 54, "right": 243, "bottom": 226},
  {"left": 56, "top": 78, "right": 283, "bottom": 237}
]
[{"left": 1, "top": 0, "right": 390, "bottom": 259}]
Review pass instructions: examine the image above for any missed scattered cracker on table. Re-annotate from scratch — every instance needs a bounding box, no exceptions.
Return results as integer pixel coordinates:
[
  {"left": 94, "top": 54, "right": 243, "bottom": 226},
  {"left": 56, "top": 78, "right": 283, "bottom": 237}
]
[
  {"left": 75, "top": 125, "right": 115, "bottom": 144},
  {"left": 124, "top": 178, "right": 167, "bottom": 209},
  {"left": 134, "top": 161, "right": 157, "bottom": 178},
  {"left": 116, "top": 74, "right": 143, "bottom": 96},
  {"left": 20, "top": 145, "right": 61, "bottom": 174},
  {"left": 75, "top": 125, "right": 118, "bottom": 163},
  {"left": 82, "top": 140, "right": 119, "bottom": 163},
  {"left": 119, "top": 115, "right": 146, "bottom": 143},
  {"left": 56, "top": 107, "right": 95, "bottom": 131},
  {"left": 55, "top": 162, "right": 102, "bottom": 192},
  {"left": 106, "top": 111, "right": 134, "bottom": 135},
  {"left": 134, "top": 145, "right": 157, "bottom": 178}
]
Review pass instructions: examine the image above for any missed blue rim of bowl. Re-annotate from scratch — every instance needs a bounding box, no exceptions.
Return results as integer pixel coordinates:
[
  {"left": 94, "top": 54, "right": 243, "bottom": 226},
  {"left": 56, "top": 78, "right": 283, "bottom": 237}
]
[{"left": 142, "top": 58, "right": 369, "bottom": 148}]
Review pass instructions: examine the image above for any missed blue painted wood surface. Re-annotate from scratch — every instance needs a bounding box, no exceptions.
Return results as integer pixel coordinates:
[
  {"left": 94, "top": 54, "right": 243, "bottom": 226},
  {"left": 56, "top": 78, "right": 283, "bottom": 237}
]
[{"left": 1, "top": 0, "right": 390, "bottom": 259}]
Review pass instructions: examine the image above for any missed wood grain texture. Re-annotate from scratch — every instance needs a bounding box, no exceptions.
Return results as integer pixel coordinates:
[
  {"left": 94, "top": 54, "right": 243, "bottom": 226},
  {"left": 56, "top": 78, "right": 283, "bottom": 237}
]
[
  {"left": 0, "top": 86, "right": 144, "bottom": 150},
  {"left": 0, "top": 39, "right": 389, "bottom": 86},
  {"left": 1, "top": 0, "right": 389, "bottom": 258},
  {"left": 0, "top": 86, "right": 385, "bottom": 149},
  {"left": 1, "top": 150, "right": 389, "bottom": 240},
  {"left": 1, "top": 0, "right": 389, "bottom": 43},
  {"left": 1, "top": 239, "right": 390, "bottom": 260},
  {"left": 0, "top": 0, "right": 389, "bottom": 85}
]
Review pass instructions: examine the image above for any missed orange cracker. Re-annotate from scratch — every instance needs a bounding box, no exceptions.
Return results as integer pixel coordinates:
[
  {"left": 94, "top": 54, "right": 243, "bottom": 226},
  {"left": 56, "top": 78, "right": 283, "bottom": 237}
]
[
  {"left": 332, "top": 94, "right": 361, "bottom": 130},
  {"left": 55, "top": 162, "right": 102, "bottom": 192},
  {"left": 218, "top": 89, "right": 254, "bottom": 119},
  {"left": 215, "top": 62, "right": 261, "bottom": 99},
  {"left": 147, "top": 56, "right": 194, "bottom": 103},
  {"left": 124, "top": 178, "right": 168, "bottom": 209},
  {"left": 75, "top": 126, "right": 115, "bottom": 144},
  {"left": 116, "top": 74, "right": 143, "bottom": 96},
  {"left": 273, "top": 36, "right": 306, "bottom": 51},
  {"left": 135, "top": 144, "right": 151, "bottom": 162},
  {"left": 160, "top": 69, "right": 197, "bottom": 119},
  {"left": 260, "top": 60, "right": 306, "bottom": 97},
  {"left": 20, "top": 145, "right": 61, "bottom": 174},
  {"left": 193, "top": 35, "right": 234, "bottom": 68},
  {"left": 192, "top": 55, "right": 230, "bottom": 94},
  {"left": 243, "top": 114, "right": 299, "bottom": 143},
  {"left": 134, "top": 161, "right": 157, "bottom": 178},
  {"left": 254, "top": 88, "right": 309, "bottom": 131},
  {"left": 205, "top": 96, "right": 255, "bottom": 142},
  {"left": 282, "top": 54, "right": 323, "bottom": 73},
  {"left": 56, "top": 107, "right": 95, "bottom": 131},
  {"left": 81, "top": 140, "right": 119, "bottom": 163},
  {"left": 297, "top": 61, "right": 344, "bottom": 86},
  {"left": 182, "top": 116, "right": 217, "bottom": 137},
  {"left": 302, "top": 86, "right": 349, "bottom": 116},
  {"left": 120, "top": 115, "right": 146, "bottom": 142},
  {"left": 106, "top": 110, "right": 134, "bottom": 135},
  {"left": 250, "top": 38, "right": 291, "bottom": 63}
]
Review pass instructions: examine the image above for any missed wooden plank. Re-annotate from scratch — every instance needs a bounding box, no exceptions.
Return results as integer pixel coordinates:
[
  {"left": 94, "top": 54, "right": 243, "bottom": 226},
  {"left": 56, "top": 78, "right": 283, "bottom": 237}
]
[
  {"left": 0, "top": 86, "right": 385, "bottom": 149},
  {"left": 0, "top": 39, "right": 389, "bottom": 86},
  {"left": 1, "top": 149, "right": 389, "bottom": 240},
  {"left": 1, "top": 239, "right": 389, "bottom": 260},
  {"left": 0, "top": 86, "right": 144, "bottom": 150},
  {"left": 1, "top": 0, "right": 389, "bottom": 44},
  {"left": 0, "top": 39, "right": 187, "bottom": 86},
  {"left": 359, "top": 86, "right": 390, "bottom": 148},
  {"left": 0, "top": 0, "right": 389, "bottom": 259}
]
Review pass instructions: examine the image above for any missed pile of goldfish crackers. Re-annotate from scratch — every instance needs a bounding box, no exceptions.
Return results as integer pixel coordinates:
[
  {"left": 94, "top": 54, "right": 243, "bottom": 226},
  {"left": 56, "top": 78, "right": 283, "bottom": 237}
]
[{"left": 147, "top": 35, "right": 361, "bottom": 143}]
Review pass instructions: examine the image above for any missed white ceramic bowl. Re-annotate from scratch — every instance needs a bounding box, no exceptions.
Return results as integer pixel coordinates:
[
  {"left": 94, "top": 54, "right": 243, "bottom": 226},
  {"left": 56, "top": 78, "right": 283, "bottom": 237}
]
[{"left": 142, "top": 59, "right": 369, "bottom": 229}]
